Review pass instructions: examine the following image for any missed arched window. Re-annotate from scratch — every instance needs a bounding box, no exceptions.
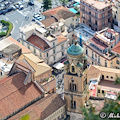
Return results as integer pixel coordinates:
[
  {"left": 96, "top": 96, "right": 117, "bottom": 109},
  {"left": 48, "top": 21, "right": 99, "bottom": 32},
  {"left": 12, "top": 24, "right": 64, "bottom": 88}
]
[
  {"left": 71, "top": 100, "right": 76, "bottom": 109},
  {"left": 72, "top": 66, "right": 75, "bottom": 72}
]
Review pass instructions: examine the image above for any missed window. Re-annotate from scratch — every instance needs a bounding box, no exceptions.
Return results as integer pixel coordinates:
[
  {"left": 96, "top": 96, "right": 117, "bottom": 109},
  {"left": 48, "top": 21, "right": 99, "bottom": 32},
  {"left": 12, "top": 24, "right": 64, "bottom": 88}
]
[
  {"left": 103, "top": 14, "right": 104, "bottom": 18},
  {"left": 40, "top": 53, "right": 42, "bottom": 57},
  {"left": 106, "top": 76, "right": 109, "bottom": 78},
  {"left": 92, "top": 51, "right": 94, "bottom": 59},
  {"left": 83, "top": 6, "right": 85, "bottom": 11},
  {"left": 89, "top": 10, "right": 91, "bottom": 14},
  {"left": 108, "top": 11, "right": 110, "bottom": 16},
  {"left": 108, "top": 18, "right": 110, "bottom": 22},
  {"left": 72, "top": 66, "right": 75, "bottom": 72},
  {"left": 71, "top": 100, "right": 76, "bottom": 109},
  {"left": 28, "top": 45, "right": 30, "bottom": 49},
  {"left": 62, "top": 52, "right": 64, "bottom": 56},
  {"left": 116, "top": 60, "right": 119, "bottom": 64},
  {"left": 76, "top": 19, "right": 77, "bottom": 21},
  {"left": 114, "top": 15, "right": 116, "bottom": 19},
  {"left": 103, "top": 21, "right": 105, "bottom": 26},
  {"left": 95, "top": 13, "right": 97, "bottom": 18},
  {"left": 70, "top": 83, "right": 76, "bottom": 91},
  {"left": 111, "top": 76, "right": 113, "bottom": 79},
  {"left": 95, "top": 20, "right": 97, "bottom": 25},
  {"left": 98, "top": 89, "right": 100, "bottom": 93},
  {"left": 53, "top": 42, "right": 55, "bottom": 47},
  {"left": 34, "top": 49, "right": 36, "bottom": 54},
  {"left": 98, "top": 56, "right": 100, "bottom": 63},
  {"left": 54, "top": 56, "right": 55, "bottom": 61},
  {"left": 53, "top": 49, "right": 55, "bottom": 54},
  {"left": 82, "top": 13, "right": 85, "bottom": 18},
  {"left": 105, "top": 60, "right": 107, "bottom": 67},
  {"left": 116, "top": 11, "right": 117, "bottom": 14},
  {"left": 102, "top": 90, "right": 104, "bottom": 94},
  {"left": 86, "top": 47, "right": 88, "bottom": 55},
  {"left": 92, "top": 61, "right": 94, "bottom": 65},
  {"left": 46, "top": 53, "right": 48, "bottom": 57},
  {"left": 73, "top": 18, "right": 74, "bottom": 21},
  {"left": 89, "top": 17, "right": 91, "bottom": 22}
]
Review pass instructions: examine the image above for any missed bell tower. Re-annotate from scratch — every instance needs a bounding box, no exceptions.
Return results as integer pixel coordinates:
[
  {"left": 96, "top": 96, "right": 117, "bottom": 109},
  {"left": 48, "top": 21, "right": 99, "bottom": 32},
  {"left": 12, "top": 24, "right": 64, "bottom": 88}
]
[{"left": 64, "top": 41, "right": 89, "bottom": 115}]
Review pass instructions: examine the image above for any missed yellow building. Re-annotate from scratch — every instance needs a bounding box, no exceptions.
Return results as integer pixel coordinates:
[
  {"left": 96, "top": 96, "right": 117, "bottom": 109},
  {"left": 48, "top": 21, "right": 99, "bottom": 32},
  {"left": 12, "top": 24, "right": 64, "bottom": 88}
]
[
  {"left": 83, "top": 28, "right": 119, "bottom": 68},
  {"left": 88, "top": 65, "right": 120, "bottom": 99},
  {"left": 64, "top": 41, "right": 90, "bottom": 119},
  {"left": 9, "top": 53, "right": 56, "bottom": 93}
]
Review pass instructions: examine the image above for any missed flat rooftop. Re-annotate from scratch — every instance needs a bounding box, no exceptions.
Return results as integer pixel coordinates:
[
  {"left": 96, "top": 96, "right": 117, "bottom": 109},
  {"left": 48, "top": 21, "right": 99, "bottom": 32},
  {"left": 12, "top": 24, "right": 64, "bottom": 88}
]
[
  {"left": 82, "top": 0, "right": 111, "bottom": 10},
  {"left": 95, "top": 28, "right": 119, "bottom": 46},
  {"left": 98, "top": 80, "right": 120, "bottom": 91},
  {"left": 74, "top": 24, "right": 95, "bottom": 42}
]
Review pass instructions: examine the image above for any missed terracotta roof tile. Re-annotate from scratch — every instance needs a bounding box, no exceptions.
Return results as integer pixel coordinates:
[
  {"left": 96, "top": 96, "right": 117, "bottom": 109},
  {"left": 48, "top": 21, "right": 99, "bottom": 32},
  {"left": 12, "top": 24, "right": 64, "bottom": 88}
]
[
  {"left": 0, "top": 72, "right": 42, "bottom": 119},
  {"left": 57, "top": 34, "right": 67, "bottom": 44},
  {"left": 89, "top": 37, "right": 108, "bottom": 50},
  {"left": 41, "top": 17, "right": 58, "bottom": 27},
  {"left": 42, "top": 6, "right": 75, "bottom": 19},
  {"left": 112, "top": 41, "right": 120, "bottom": 54},
  {"left": 27, "top": 35, "right": 50, "bottom": 51},
  {"left": 9, "top": 93, "right": 65, "bottom": 120}
]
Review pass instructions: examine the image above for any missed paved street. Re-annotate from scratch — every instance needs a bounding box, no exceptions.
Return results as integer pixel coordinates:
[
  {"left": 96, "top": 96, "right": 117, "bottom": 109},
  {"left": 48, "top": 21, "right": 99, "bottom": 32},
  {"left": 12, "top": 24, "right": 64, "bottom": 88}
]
[{"left": 0, "top": 0, "right": 42, "bottom": 40}]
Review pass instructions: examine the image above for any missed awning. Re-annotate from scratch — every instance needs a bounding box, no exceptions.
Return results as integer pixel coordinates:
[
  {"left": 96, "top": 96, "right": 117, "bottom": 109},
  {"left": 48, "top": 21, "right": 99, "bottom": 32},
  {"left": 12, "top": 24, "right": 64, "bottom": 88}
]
[
  {"left": 53, "top": 62, "right": 64, "bottom": 70},
  {"left": 69, "top": 8, "right": 78, "bottom": 14}
]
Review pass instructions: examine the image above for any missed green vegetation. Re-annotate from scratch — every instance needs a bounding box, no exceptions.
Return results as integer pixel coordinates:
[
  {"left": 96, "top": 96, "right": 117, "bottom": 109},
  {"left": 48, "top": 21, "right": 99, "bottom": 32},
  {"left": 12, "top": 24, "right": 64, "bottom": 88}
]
[
  {"left": 82, "top": 95, "right": 120, "bottom": 120},
  {"left": 43, "top": 0, "right": 52, "bottom": 11},
  {"left": 20, "top": 114, "right": 30, "bottom": 120},
  {"left": 59, "top": 0, "right": 68, "bottom": 5},
  {"left": 115, "top": 75, "right": 120, "bottom": 84},
  {"left": 0, "top": 32, "right": 7, "bottom": 37},
  {"left": 0, "top": 20, "right": 13, "bottom": 38}
]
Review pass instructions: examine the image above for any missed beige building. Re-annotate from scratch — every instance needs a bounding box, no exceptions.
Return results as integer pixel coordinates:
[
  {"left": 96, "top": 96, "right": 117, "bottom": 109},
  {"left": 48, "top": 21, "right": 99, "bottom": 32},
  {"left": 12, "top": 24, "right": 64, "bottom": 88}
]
[
  {"left": 112, "top": 41, "right": 120, "bottom": 69},
  {"left": 9, "top": 53, "right": 56, "bottom": 94},
  {"left": 83, "top": 28, "right": 120, "bottom": 67},
  {"left": 80, "top": 0, "right": 112, "bottom": 31},
  {"left": 88, "top": 65, "right": 120, "bottom": 99},
  {"left": 64, "top": 41, "right": 90, "bottom": 119},
  {"left": 19, "top": 6, "right": 79, "bottom": 65}
]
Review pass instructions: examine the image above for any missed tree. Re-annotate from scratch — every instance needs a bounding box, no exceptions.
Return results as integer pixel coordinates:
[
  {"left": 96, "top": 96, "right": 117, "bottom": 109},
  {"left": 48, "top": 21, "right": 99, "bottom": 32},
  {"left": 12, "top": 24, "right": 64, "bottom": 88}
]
[
  {"left": 43, "top": 0, "right": 52, "bottom": 11},
  {"left": 59, "top": 0, "right": 68, "bottom": 6},
  {"left": 82, "top": 95, "right": 120, "bottom": 120}
]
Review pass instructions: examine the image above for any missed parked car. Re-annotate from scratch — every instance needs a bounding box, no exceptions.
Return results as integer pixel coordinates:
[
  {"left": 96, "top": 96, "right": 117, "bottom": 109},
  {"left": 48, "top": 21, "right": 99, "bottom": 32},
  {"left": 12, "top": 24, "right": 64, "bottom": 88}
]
[
  {"left": 6, "top": 7, "right": 12, "bottom": 12},
  {"left": 11, "top": 5, "right": 16, "bottom": 10},
  {"left": 19, "top": 5, "right": 24, "bottom": 10},
  {"left": 4, "top": 2, "right": 9, "bottom": 6},
  {"left": 32, "top": 17, "right": 36, "bottom": 21},
  {"left": 15, "top": 4, "right": 19, "bottom": 9},
  {"left": 28, "top": 1, "right": 34, "bottom": 6}
]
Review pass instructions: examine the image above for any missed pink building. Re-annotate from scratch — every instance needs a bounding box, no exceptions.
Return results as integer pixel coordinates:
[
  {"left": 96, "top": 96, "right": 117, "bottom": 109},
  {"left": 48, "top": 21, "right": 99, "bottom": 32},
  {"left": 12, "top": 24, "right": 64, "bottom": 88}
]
[{"left": 80, "top": 0, "right": 112, "bottom": 31}]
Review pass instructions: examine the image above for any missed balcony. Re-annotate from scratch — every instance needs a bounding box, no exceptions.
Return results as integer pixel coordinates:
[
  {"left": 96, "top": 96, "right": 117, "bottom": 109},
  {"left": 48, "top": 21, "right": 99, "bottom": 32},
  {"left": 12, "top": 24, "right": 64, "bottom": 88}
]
[{"left": 81, "top": 9, "right": 112, "bottom": 21}]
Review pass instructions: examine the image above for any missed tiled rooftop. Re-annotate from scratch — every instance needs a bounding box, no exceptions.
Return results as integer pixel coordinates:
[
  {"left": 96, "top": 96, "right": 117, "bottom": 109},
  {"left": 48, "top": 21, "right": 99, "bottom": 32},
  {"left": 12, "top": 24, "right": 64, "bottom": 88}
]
[
  {"left": 9, "top": 93, "right": 65, "bottom": 120},
  {"left": 112, "top": 41, "right": 120, "bottom": 54},
  {"left": 0, "top": 72, "right": 42, "bottom": 119},
  {"left": 27, "top": 35, "right": 50, "bottom": 51},
  {"left": 42, "top": 6, "right": 75, "bottom": 19}
]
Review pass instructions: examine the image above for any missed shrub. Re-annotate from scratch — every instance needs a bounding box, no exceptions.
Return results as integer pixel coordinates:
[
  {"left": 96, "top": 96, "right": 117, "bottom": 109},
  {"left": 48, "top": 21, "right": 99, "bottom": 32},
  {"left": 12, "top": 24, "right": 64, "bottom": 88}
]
[
  {"left": 0, "top": 20, "right": 13, "bottom": 38},
  {"left": 0, "top": 32, "right": 6, "bottom": 37},
  {"left": 20, "top": 114, "right": 30, "bottom": 120}
]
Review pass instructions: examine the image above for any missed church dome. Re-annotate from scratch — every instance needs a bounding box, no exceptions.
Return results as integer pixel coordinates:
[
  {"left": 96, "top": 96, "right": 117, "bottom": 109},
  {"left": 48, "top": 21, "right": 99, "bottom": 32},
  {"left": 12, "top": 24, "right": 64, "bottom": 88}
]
[
  {"left": 84, "top": 56, "right": 88, "bottom": 60},
  {"left": 67, "top": 42, "right": 84, "bottom": 56}
]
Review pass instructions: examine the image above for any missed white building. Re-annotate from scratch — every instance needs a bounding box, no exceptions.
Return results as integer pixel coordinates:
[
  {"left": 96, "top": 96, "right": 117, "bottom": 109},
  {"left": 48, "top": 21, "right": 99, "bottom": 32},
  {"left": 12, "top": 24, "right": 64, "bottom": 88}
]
[{"left": 19, "top": 6, "right": 79, "bottom": 65}]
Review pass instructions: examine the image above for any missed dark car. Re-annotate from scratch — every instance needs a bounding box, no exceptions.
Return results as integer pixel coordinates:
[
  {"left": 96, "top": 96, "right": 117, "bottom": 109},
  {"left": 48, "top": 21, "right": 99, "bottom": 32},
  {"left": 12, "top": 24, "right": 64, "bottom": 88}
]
[
  {"left": 28, "top": 1, "right": 34, "bottom": 6},
  {"left": 6, "top": 7, "right": 12, "bottom": 12}
]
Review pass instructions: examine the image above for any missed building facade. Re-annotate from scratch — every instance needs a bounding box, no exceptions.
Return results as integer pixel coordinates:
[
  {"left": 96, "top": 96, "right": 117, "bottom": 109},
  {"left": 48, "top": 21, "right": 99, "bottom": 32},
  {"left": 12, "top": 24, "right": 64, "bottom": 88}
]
[
  {"left": 80, "top": 0, "right": 112, "bottom": 31},
  {"left": 64, "top": 41, "right": 90, "bottom": 118},
  {"left": 83, "top": 28, "right": 120, "bottom": 68}
]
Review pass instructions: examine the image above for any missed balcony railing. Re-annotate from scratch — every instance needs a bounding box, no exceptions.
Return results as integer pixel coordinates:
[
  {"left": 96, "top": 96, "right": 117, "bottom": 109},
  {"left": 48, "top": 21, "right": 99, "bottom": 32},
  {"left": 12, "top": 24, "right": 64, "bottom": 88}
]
[{"left": 81, "top": 9, "right": 112, "bottom": 21}]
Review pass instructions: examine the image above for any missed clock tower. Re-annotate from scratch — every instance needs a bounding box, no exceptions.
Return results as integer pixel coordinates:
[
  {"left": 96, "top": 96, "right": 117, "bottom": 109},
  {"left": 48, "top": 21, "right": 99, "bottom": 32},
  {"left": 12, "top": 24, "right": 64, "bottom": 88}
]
[{"left": 64, "top": 41, "right": 90, "bottom": 115}]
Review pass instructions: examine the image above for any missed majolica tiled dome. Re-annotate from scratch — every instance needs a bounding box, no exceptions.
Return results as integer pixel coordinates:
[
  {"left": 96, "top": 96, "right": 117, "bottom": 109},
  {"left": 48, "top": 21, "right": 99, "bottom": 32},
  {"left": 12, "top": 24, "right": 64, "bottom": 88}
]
[{"left": 67, "top": 42, "right": 84, "bottom": 56}]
